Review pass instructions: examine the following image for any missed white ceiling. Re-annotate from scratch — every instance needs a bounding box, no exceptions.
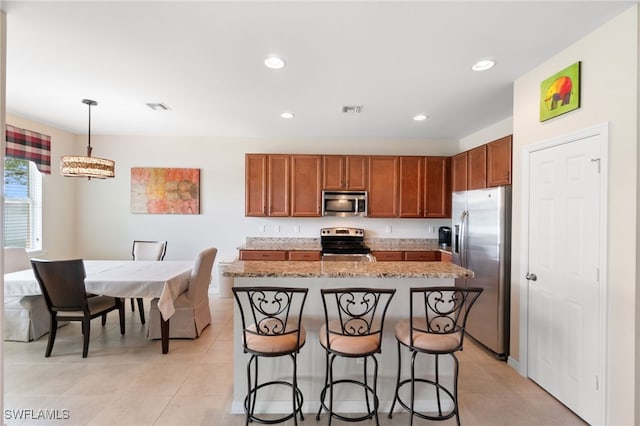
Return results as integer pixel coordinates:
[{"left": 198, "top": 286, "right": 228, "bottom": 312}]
[{"left": 3, "top": 1, "right": 636, "bottom": 141}]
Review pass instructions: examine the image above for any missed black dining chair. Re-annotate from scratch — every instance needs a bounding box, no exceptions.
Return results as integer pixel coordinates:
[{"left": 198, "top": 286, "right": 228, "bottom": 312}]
[{"left": 31, "top": 259, "right": 125, "bottom": 358}]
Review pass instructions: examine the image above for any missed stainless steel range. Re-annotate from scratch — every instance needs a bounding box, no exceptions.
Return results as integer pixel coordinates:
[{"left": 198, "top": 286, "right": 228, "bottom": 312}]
[{"left": 320, "top": 227, "right": 375, "bottom": 262}]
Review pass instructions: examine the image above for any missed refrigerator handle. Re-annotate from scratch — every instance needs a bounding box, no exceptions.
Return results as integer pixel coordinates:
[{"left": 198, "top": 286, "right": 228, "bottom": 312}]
[{"left": 458, "top": 210, "right": 468, "bottom": 267}]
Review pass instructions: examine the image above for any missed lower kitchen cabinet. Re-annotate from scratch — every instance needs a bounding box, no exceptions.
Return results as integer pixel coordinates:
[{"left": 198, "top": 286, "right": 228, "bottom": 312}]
[
  {"left": 239, "top": 250, "right": 287, "bottom": 261},
  {"left": 404, "top": 251, "right": 438, "bottom": 261},
  {"left": 288, "top": 251, "right": 322, "bottom": 261},
  {"left": 239, "top": 250, "right": 321, "bottom": 261},
  {"left": 371, "top": 251, "right": 404, "bottom": 261},
  {"left": 372, "top": 250, "right": 445, "bottom": 262}
]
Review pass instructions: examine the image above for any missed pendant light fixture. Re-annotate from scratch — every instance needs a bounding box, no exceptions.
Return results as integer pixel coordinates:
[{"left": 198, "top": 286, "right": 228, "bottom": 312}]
[{"left": 60, "top": 99, "right": 115, "bottom": 179}]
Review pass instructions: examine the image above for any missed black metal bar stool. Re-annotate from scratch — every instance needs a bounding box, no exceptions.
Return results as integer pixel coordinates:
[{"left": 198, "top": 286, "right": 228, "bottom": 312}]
[
  {"left": 388, "top": 286, "right": 483, "bottom": 426},
  {"left": 232, "top": 286, "right": 308, "bottom": 426},
  {"left": 316, "top": 287, "right": 396, "bottom": 425}
]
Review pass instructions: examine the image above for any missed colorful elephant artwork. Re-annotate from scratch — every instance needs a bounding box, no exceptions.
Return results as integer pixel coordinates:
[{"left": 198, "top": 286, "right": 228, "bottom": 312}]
[{"left": 544, "top": 76, "right": 573, "bottom": 110}]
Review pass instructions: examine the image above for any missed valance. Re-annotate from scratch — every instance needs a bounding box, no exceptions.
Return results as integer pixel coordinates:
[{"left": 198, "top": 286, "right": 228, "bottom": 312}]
[{"left": 5, "top": 124, "right": 51, "bottom": 174}]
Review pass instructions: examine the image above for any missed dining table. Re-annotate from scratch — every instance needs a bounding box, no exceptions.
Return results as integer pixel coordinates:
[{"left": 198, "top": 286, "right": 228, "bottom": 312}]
[{"left": 3, "top": 259, "right": 193, "bottom": 354}]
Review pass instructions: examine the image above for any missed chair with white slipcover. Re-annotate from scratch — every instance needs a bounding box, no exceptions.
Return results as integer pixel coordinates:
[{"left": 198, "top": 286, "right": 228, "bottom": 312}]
[
  {"left": 130, "top": 240, "right": 167, "bottom": 324},
  {"left": 3, "top": 247, "right": 50, "bottom": 342},
  {"left": 147, "top": 247, "right": 217, "bottom": 339}
]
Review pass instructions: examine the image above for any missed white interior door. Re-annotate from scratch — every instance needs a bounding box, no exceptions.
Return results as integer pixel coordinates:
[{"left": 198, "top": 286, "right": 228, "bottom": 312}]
[{"left": 527, "top": 133, "right": 603, "bottom": 424}]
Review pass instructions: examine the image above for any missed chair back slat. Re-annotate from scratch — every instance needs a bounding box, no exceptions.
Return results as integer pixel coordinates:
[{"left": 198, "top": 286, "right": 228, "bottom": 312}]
[
  {"left": 232, "top": 286, "right": 308, "bottom": 355},
  {"left": 321, "top": 287, "right": 396, "bottom": 351},
  {"left": 132, "top": 240, "right": 167, "bottom": 260},
  {"left": 31, "top": 259, "right": 88, "bottom": 312},
  {"left": 410, "top": 286, "right": 483, "bottom": 348}
]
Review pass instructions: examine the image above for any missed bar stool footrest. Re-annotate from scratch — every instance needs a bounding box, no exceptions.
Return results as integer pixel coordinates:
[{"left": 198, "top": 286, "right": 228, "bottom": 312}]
[
  {"left": 317, "top": 378, "right": 379, "bottom": 423},
  {"left": 391, "top": 377, "right": 457, "bottom": 421},
  {"left": 244, "top": 380, "right": 304, "bottom": 425}
]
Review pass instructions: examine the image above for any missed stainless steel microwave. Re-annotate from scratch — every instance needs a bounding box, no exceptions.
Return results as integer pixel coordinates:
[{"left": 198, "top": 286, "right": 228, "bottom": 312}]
[{"left": 322, "top": 191, "right": 368, "bottom": 217}]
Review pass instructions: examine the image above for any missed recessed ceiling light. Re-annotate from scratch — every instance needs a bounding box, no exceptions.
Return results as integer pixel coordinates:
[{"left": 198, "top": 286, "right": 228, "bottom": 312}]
[
  {"left": 280, "top": 112, "right": 295, "bottom": 119},
  {"left": 264, "top": 56, "right": 286, "bottom": 69},
  {"left": 472, "top": 59, "right": 496, "bottom": 72},
  {"left": 413, "top": 114, "right": 429, "bottom": 121}
]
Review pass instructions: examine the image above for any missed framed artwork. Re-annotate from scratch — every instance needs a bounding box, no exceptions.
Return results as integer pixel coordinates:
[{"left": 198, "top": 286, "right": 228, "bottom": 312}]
[
  {"left": 131, "top": 167, "right": 200, "bottom": 214},
  {"left": 540, "top": 61, "right": 581, "bottom": 122}
]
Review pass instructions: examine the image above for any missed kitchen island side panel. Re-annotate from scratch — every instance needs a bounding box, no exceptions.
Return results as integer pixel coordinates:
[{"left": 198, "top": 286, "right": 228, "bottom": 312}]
[{"left": 230, "top": 276, "right": 456, "bottom": 415}]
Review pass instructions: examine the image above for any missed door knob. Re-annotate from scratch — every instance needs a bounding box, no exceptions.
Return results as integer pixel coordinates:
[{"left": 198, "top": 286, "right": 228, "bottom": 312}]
[{"left": 526, "top": 273, "right": 537, "bottom": 281}]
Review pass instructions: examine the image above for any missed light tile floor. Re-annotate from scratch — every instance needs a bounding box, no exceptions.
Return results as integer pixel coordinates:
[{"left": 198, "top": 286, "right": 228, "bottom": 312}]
[{"left": 3, "top": 295, "right": 586, "bottom": 425}]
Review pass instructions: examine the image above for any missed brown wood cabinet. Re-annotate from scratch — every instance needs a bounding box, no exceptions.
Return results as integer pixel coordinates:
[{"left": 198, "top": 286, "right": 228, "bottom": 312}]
[
  {"left": 368, "top": 156, "right": 399, "bottom": 217},
  {"left": 371, "top": 251, "right": 404, "bottom": 261},
  {"left": 246, "top": 154, "right": 291, "bottom": 217},
  {"left": 291, "top": 155, "right": 322, "bottom": 217},
  {"left": 245, "top": 154, "right": 268, "bottom": 216},
  {"left": 239, "top": 250, "right": 287, "bottom": 261},
  {"left": 451, "top": 135, "right": 513, "bottom": 193},
  {"left": 487, "top": 135, "right": 512, "bottom": 187},
  {"left": 467, "top": 145, "right": 487, "bottom": 190},
  {"left": 451, "top": 152, "right": 468, "bottom": 192},
  {"left": 287, "top": 251, "right": 322, "bottom": 261},
  {"left": 404, "top": 251, "right": 438, "bottom": 261},
  {"left": 399, "top": 156, "right": 424, "bottom": 218},
  {"left": 323, "top": 155, "right": 368, "bottom": 190},
  {"left": 424, "top": 157, "right": 451, "bottom": 218},
  {"left": 373, "top": 250, "right": 446, "bottom": 261},
  {"left": 239, "top": 250, "right": 321, "bottom": 261},
  {"left": 399, "top": 156, "right": 451, "bottom": 218}
]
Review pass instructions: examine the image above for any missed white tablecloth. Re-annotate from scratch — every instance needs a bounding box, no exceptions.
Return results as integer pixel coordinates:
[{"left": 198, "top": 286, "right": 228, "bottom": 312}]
[{"left": 4, "top": 260, "right": 193, "bottom": 319}]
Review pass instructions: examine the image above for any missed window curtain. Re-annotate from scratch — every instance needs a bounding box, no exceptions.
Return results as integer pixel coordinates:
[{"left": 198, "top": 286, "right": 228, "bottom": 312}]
[{"left": 5, "top": 124, "right": 51, "bottom": 174}]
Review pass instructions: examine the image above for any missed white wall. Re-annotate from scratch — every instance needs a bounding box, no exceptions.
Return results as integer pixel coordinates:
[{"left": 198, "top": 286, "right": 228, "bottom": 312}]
[
  {"left": 8, "top": 129, "right": 455, "bottom": 287},
  {"left": 458, "top": 116, "right": 513, "bottom": 151},
  {"left": 512, "top": 6, "right": 639, "bottom": 425}
]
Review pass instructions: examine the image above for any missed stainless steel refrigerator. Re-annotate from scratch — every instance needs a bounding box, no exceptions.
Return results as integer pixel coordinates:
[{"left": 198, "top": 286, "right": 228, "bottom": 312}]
[{"left": 452, "top": 186, "right": 511, "bottom": 359}]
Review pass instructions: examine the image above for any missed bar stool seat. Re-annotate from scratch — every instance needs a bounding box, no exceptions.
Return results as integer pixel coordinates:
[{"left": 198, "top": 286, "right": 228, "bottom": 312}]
[
  {"left": 316, "top": 288, "right": 396, "bottom": 426},
  {"left": 388, "top": 286, "right": 483, "bottom": 426},
  {"left": 232, "top": 286, "right": 308, "bottom": 426}
]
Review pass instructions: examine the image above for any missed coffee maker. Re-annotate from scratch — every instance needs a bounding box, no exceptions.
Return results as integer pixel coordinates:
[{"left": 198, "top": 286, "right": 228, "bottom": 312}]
[{"left": 438, "top": 226, "right": 452, "bottom": 248}]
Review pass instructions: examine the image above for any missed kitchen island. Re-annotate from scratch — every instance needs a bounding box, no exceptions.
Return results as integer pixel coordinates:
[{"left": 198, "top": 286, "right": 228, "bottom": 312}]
[{"left": 223, "top": 260, "right": 473, "bottom": 416}]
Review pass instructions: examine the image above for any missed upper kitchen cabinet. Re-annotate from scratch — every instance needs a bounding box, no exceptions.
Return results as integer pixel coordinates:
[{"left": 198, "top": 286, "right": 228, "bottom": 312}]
[
  {"left": 245, "top": 154, "right": 290, "bottom": 217},
  {"left": 486, "top": 135, "right": 512, "bottom": 187},
  {"left": 451, "top": 152, "right": 468, "bottom": 192},
  {"left": 451, "top": 135, "right": 513, "bottom": 192},
  {"left": 467, "top": 145, "right": 487, "bottom": 190},
  {"left": 424, "top": 156, "right": 451, "bottom": 217},
  {"left": 323, "top": 155, "right": 368, "bottom": 190},
  {"left": 399, "top": 156, "right": 424, "bottom": 218},
  {"left": 291, "top": 155, "right": 322, "bottom": 217},
  {"left": 399, "top": 156, "right": 451, "bottom": 218},
  {"left": 368, "top": 156, "right": 399, "bottom": 217}
]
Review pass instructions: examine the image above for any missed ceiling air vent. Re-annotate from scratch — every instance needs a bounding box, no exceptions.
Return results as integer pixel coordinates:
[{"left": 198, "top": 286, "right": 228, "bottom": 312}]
[
  {"left": 146, "top": 103, "right": 171, "bottom": 111},
  {"left": 342, "top": 105, "right": 363, "bottom": 113}
]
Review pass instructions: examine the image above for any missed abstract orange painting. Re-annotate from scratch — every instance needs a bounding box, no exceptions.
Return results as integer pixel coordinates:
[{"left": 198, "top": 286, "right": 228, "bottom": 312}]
[{"left": 131, "top": 167, "right": 200, "bottom": 214}]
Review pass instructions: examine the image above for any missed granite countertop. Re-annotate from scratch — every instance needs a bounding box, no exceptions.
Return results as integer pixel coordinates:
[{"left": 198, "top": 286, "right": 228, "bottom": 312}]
[
  {"left": 239, "top": 237, "right": 451, "bottom": 253},
  {"left": 222, "top": 260, "right": 472, "bottom": 279}
]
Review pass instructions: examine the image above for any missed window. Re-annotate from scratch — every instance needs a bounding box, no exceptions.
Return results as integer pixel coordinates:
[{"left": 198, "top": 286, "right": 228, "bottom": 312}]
[{"left": 4, "top": 158, "right": 42, "bottom": 250}]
